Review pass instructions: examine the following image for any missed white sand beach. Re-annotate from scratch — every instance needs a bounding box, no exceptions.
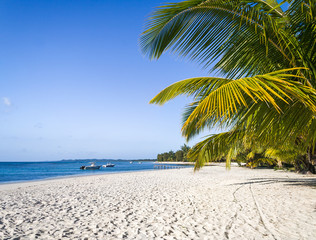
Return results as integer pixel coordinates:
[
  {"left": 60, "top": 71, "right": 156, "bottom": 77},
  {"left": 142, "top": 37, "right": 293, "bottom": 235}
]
[{"left": 0, "top": 166, "right": 315, "bottom": 240}]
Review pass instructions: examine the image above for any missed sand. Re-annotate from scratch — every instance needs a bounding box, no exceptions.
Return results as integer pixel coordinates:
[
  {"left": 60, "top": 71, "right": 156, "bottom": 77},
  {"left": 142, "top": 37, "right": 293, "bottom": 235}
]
[{"left": 0, "top": 166, "right": 315, "bottom": 240}]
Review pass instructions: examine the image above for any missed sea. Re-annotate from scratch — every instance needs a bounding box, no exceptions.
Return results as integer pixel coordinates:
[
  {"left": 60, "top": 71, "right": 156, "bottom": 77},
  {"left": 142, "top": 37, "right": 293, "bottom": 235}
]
[{"left": 0, "top": 160, "right": 191, "bottom": 184}]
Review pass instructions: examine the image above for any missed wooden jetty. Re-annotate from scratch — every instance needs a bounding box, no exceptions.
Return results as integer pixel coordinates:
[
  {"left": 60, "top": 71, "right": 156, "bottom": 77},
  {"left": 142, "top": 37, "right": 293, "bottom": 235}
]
[{"left": 154, "top": 165, "right": 186, "bottom": 170}]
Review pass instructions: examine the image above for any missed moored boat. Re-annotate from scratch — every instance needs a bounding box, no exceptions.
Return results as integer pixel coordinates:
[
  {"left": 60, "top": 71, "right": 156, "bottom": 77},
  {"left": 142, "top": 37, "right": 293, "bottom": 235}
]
[
  {"left": 80, "top": 162, "right": 101, "bottom": 170},
  {"left": 103, "top": 163, "right": 115, "bottom": 168}
]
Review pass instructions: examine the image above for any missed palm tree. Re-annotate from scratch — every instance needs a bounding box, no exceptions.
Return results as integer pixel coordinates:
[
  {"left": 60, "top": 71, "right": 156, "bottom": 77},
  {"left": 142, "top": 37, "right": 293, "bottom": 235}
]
[{"left": 140, "top": 0, "right": 316, "bottom": 171}]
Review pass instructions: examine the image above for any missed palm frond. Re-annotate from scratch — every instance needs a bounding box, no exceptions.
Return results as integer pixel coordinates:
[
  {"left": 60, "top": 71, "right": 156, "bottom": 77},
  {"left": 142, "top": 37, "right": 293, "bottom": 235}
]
[
  {"left": 141, "top": 0, "right": 300, "bottom": 78},
  {"left": 151, "top": 68, "right": 316, "bottom": 140},
  {"left": 188, "top": 130, "right": 246, "bottom": 170}
]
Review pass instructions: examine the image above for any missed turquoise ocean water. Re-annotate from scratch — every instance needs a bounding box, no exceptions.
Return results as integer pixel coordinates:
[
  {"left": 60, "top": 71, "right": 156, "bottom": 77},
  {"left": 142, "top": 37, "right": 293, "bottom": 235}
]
[{"left": 0, "top": 160, "right": 190, "bottom": 183}]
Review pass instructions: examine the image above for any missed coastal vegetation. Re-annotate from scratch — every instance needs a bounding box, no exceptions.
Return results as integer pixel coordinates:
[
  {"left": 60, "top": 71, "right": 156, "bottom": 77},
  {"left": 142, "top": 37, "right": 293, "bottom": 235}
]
[
  {"left": 141, "top": 0, "right": 316, "bottom": 172},
  {"left": 157, "top": 144, "right": 191, "bottom": 162}
]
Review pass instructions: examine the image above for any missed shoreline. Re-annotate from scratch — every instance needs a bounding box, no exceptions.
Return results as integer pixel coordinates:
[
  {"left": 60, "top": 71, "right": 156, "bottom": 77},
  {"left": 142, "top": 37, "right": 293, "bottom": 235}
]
[
  {"left": 155, "top": 161, "right": 221, "bottom": 165},
  {"left": 1, "top": 166, "right": 315, "bottom": 239},
  {"left": 0, "top": 161, "right": 194, "bottom": 186},
  {"left": 0, "top": 162, "right": 226, "bottom": 186},
  {"left": 0, "top": 167, "right": 162, "bottom": 188}
]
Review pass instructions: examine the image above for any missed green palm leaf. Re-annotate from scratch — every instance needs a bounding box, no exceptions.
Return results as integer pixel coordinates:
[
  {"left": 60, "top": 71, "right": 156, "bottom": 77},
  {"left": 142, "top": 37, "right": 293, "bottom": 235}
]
[{"left": 151, "top": 68, "right": 316, "bottom": 139}]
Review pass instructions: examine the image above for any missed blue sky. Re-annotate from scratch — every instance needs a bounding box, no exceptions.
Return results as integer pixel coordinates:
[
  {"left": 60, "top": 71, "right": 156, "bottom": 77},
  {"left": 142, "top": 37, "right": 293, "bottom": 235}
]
[{"left": 0, "top": 0, "right": 216, "bottom": 161}]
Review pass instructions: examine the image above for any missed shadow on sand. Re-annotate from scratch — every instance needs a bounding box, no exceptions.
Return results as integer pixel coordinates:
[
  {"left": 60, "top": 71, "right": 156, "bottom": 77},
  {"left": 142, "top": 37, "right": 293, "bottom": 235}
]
[{"left": 232, "top": 177, "right": 316, "bottom": 188}]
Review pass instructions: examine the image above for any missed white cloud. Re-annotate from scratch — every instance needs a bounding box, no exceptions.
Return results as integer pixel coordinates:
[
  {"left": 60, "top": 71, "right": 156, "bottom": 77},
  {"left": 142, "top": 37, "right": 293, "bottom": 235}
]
[{"left": 2, "top": 97, "right": 11, "bottom": 106}]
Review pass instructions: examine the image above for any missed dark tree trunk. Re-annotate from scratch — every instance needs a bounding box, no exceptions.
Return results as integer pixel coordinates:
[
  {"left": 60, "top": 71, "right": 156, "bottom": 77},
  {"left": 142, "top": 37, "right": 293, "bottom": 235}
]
[{"left": 295, "top": 149, "right": 316, "bottom": 174}]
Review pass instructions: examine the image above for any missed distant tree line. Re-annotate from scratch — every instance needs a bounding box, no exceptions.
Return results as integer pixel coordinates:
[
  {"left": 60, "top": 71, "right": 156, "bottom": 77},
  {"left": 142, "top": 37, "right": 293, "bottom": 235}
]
[{"left": 157, "top": 144, "right": 191, "bottom": 162}]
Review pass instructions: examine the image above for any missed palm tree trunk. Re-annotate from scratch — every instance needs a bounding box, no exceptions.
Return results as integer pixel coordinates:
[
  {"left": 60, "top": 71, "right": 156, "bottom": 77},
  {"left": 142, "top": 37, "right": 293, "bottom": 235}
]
[
  {"left": 308, "top": 149, "right": 316, "bottom": 174},
  {"left": 300, "top": 149, "right": 315, "bottom": 173},
  {"left": 277, "top": 160, "right": 283, "bottom": 168}
]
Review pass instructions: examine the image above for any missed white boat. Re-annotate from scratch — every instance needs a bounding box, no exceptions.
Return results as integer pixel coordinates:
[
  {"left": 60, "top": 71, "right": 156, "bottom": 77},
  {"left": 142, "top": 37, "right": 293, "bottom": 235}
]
[
  {"left": 80, "top": 162, "right": 101, "bottom": 170},
  {"left": 103, "top": 163, "right": 115, "bottom": 168}
]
